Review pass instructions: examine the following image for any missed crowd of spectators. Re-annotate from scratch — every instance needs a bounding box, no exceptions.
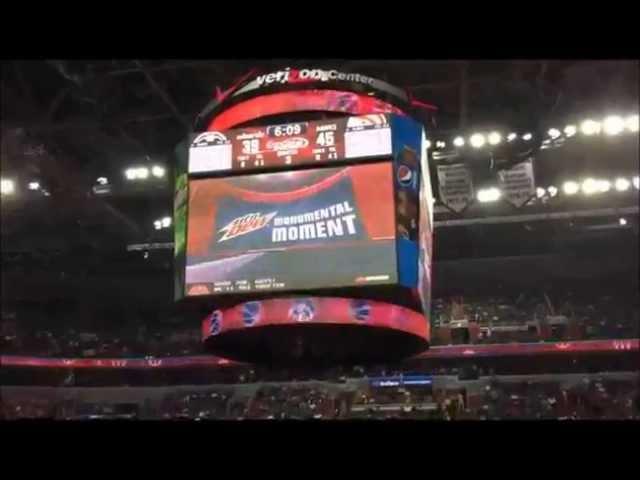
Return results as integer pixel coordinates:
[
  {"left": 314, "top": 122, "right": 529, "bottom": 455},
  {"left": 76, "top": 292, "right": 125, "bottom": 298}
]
[
  {"left": 2, "top": 293, "right": 637, "bottom": 359},
  {"left": 3, "top": 373, "right": 638, "bottom": 420},
  {"left": 432, "top": 292, "right": 638, "bottom": 344},
  {"left": 1, "top": 323, "right": 202, "bottom": 358}
]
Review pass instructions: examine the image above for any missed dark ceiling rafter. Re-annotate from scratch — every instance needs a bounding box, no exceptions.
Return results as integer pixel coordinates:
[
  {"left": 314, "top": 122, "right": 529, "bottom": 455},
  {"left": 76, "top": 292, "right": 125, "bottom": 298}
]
[
  {"left": 134, "top": 60, "right": 192, "bottom": 133},
  {"left": 1, "top": 67, "right": 144, "bottom": 238}
]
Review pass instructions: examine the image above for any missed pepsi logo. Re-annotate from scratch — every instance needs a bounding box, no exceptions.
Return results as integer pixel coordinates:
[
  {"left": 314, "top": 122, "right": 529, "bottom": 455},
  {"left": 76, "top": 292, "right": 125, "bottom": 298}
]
[
  {"left": 242, "top": 301, "right": 262, "bottom": 327},
  {"left": 209, "top": 310, "right": 223, "bottom": 336},
  {"left": 397, "top": 165, "right": 414, "bottom": 186},
  {"left": 288, "top": 299, "right": 316, "bottom": 323}
]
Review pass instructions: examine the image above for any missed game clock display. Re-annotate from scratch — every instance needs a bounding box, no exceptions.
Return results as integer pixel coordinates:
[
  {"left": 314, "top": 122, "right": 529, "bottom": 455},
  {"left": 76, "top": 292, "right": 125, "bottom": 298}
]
[{"left": 188, "top": 114, "right": 392, "bottom": 175}]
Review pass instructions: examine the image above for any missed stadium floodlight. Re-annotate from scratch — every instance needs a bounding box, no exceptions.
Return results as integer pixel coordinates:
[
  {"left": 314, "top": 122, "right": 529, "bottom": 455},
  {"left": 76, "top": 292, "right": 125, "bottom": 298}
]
[
  {"left": 151, "top": 165, "right": 166, "bottom": 178},
  {"left": 597, "top": 179, "right": 611, "bottom": 193},
  {"left": 161, "top": 216, "right": 172, "bottom": 228},
  {"left": 563, "top": 180, "right": 580, "bottom": 195},
  {"left": 626, "top": 114, "right": 639, "bottom": 133},
  {"left": 581, "top": 178, "right": 600, "bottom": 195},
  {"left": 536, "top": 187, "right": 546, "bottom": 199},
  {"left": 96, "top": 177, "right": 108, "bottom": 185},
  {"left": 547, "top": 186, "right": 558, "bottom": 197},
  {"left": 1, "top": 178, "right": 15, "bottom": 195},
  {"left": 425, "top": 140, "right": 432, "bottom": 149},
  {"left": 580, "top": 119, "right": 601, "bottom": 136},
  {"left": 603, "top": 115, "right": 625, "bottom": 136},
  {"left": 125, "top": 168, "right": 137, "bottom": 180},
  {"left": 477, "top": 187, "right": 501, "bottom": 203},
  {"left": 470, "top": 133, "right": 486, "bottom": 148},
  {"left": 453, "top": 136, "right": 465, "bottom": 147},
  {"left": 522, "top": 133, "right": 533, "bottom": 141},
  {"left": 136, "top": 167, "right": 149, "bottom": 180},
  {"left": 28, "top": 181, "right": 40, "bottom": 191},
  {"left": 154, "top": 220, "right": 162, "bottom": 230},
  {"left": 564, "top": 125, "right": 577, "bottom": 137},
  {"left": 548, "top": 128, "right": 561, "bottom": 139},
  {"left": 634, "top": 176, "right": 639, "bottom": 189},
  {"left": 507, "top": 133, "right": 517, "bottom": 142},
  {"left": 614, "top": 178, "right": 630, "bottom": 192},
  {"left": 436, "top": 141, "right": 446, "bottom": 149},
  {"left": 619, "top": 218, "right": 627, "bottom": 226},
  {"left": 487, "top": 132, "right": 501, "bottom": 145}
]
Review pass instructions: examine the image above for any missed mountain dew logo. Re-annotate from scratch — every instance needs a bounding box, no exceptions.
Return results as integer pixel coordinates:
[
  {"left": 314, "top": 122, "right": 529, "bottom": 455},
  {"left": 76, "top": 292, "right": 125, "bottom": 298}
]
[{"left": 218, "top": 212, "right": 277, "bottom": 242}]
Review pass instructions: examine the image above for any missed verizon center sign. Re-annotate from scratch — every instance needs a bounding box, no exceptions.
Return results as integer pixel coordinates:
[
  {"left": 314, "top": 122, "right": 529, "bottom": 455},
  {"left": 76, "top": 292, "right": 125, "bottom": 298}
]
[{"left": 232, "top": 67, "right": 409, "bottom": 103}]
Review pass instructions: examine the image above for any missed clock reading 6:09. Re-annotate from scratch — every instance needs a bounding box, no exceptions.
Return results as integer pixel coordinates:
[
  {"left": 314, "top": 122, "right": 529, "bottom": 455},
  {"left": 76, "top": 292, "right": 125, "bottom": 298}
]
[{"left": 266, "top": 123, "right": 308, "bottom": 137}]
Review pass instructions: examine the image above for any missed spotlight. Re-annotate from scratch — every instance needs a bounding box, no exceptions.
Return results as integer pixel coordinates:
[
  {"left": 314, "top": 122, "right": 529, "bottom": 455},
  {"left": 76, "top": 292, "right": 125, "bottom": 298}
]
[
  {"left": 626, "top": 114, "right": 639, "bottom": 133},
  {"left": 536, "top": 187, "right": 546, "bottom": 199},
  {"left": 507, "top": 133, "right": 517, "bottom": 142},
  {"left": 125, "top": 168, "right": 137, "bottom": 180},
  {"left": 136, "top": 167, "right": 149, "bottom": 180},
  {"left": 619, "top": 218, "right": 627, "bottom": 226},
  {"left": 161, "top": 217, "right": 172, "bottom": 228},
  {"left": 548, "top": 128, "right": 561, "bottom": 139},
  {"left": 425, "top": 140, "right": 432, "bottom": 149},
  {"left": 634, "top": 176, "right": 639, "bottom": 189},
  {"left": 581, "top": 178, "right": 599, "bottom": 195},
  {"left": 547, "top": 186, "right": 558, "bottom": 197},
  {"left": 151, "top": 165, "right": 166, "bottom": 178},
  {"left": 563, "top": 181, "right": 580, "bottom": 195},
  {"left": 96, "top": 177, "right": 108, "bottom": 185},
  {"left": 488, "top": 132, "right": 502, "bottom": 145},
  {"left": 522, "top": 133, "right": 533, "bottom": 141},
  {"left": 154, "top": 220, "right": 162, "bottom": 230},
  {"left": 597, "top": 179, "right": 611, "bottom": 193},
  {"left": 436, "top": 141, "right": 446, "bottom": 149},
  {"left": 614, "top": 178, "right": 630, "bottom": 192},
  {"left": 453, "top": 136, "right": 465, "bottom": 147},
  {"left": 1, "top": 178, "right": 15, "bottom": 195},
  {"left": 580, "top": 119, "right": 601, "bottom": 136},
  {"left": 477, "top": 188, "right": 501, "bottom": 203},
  {"left": 470, "top": 133, "right": 486, "bottom": 148},
  {"left": 28, "top": 181, "right": 40, "bottom": 191},
  {"left": 564, "top": 125, "right": 577, "bottom": 137},
  {"left": 603, "top": 115, "right": 625, "bottom": 136}
]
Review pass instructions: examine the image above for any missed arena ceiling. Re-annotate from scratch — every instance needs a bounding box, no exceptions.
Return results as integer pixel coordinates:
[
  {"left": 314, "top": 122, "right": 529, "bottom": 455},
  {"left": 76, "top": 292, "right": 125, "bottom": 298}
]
[{"left": 1, "top": 59, "right": 638, "bottom": 254}]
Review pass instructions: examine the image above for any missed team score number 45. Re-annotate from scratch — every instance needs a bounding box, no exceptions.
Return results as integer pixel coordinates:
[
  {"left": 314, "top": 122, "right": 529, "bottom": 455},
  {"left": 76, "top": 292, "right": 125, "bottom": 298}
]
[{"left": 316, "top": 131, "right": 335, "bottom": 147}]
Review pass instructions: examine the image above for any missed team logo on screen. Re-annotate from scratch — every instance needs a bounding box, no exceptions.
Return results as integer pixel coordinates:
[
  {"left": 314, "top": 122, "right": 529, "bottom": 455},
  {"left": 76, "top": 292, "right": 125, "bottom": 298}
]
[
  {"left": 209, "top": 310, "right": 223, "bottom": 336},
  {"left": 187, "top": 284, "right": 210, "bottom": 296},
  {"left": 346, "top": 114, "right": 388, "bottom": 130},
  {"left": 242, "top": 301, "right": 262, "bottom": 327},
  {"left": 266, "top": 137, "right": 309, "bottom": 151},
  {"left": 191, "top": 131, "right": 229, "bottom": 147},
  {"left": 218, "top": 211, "right": 278, "bottom": 242},
  {"left": 397, "top": 165, "right": 414, "bottom": 187},
  {"left": 350, "top": 299, "right": 372, "bottom": 322},
  {"left": 288, "top": 299, "right": 316, "bottom": 323}
]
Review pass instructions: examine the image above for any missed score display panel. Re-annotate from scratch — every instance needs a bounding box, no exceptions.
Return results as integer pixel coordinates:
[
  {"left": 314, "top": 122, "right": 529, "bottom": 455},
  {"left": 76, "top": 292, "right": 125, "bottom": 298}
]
[{"left": 188, "top": 113, "right": 393, "bottom": 175}]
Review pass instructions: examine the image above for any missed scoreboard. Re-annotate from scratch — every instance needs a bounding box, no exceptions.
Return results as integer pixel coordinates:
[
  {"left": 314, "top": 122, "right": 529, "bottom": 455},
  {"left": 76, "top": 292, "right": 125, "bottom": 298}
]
[
  {"left": 176, "top": 111, "right": 432, "bottom": 316},
  {"left": 188, "top": 114, "right": 392, "bottom": 174}
]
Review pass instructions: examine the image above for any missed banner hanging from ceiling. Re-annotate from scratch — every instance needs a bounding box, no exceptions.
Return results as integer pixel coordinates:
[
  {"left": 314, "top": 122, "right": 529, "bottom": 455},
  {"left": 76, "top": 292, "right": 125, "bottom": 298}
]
[
  {"left": 497, "top": 158, "right": 536, "bottom": 208},
  {"left": 436, "top": 163, "right": 475, "bottom": 213}
]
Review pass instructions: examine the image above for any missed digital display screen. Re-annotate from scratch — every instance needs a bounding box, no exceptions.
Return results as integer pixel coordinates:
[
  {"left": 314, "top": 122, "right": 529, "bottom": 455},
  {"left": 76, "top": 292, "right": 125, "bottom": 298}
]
[
  {"left": 189, "top": 114, "right": 392, "bottom": 175},
  {"left": 185, "top": 163, "right": 397, "bottom": 296},
  {"left": 207, "top": 89, "right": 405, "bottom": 131}
]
